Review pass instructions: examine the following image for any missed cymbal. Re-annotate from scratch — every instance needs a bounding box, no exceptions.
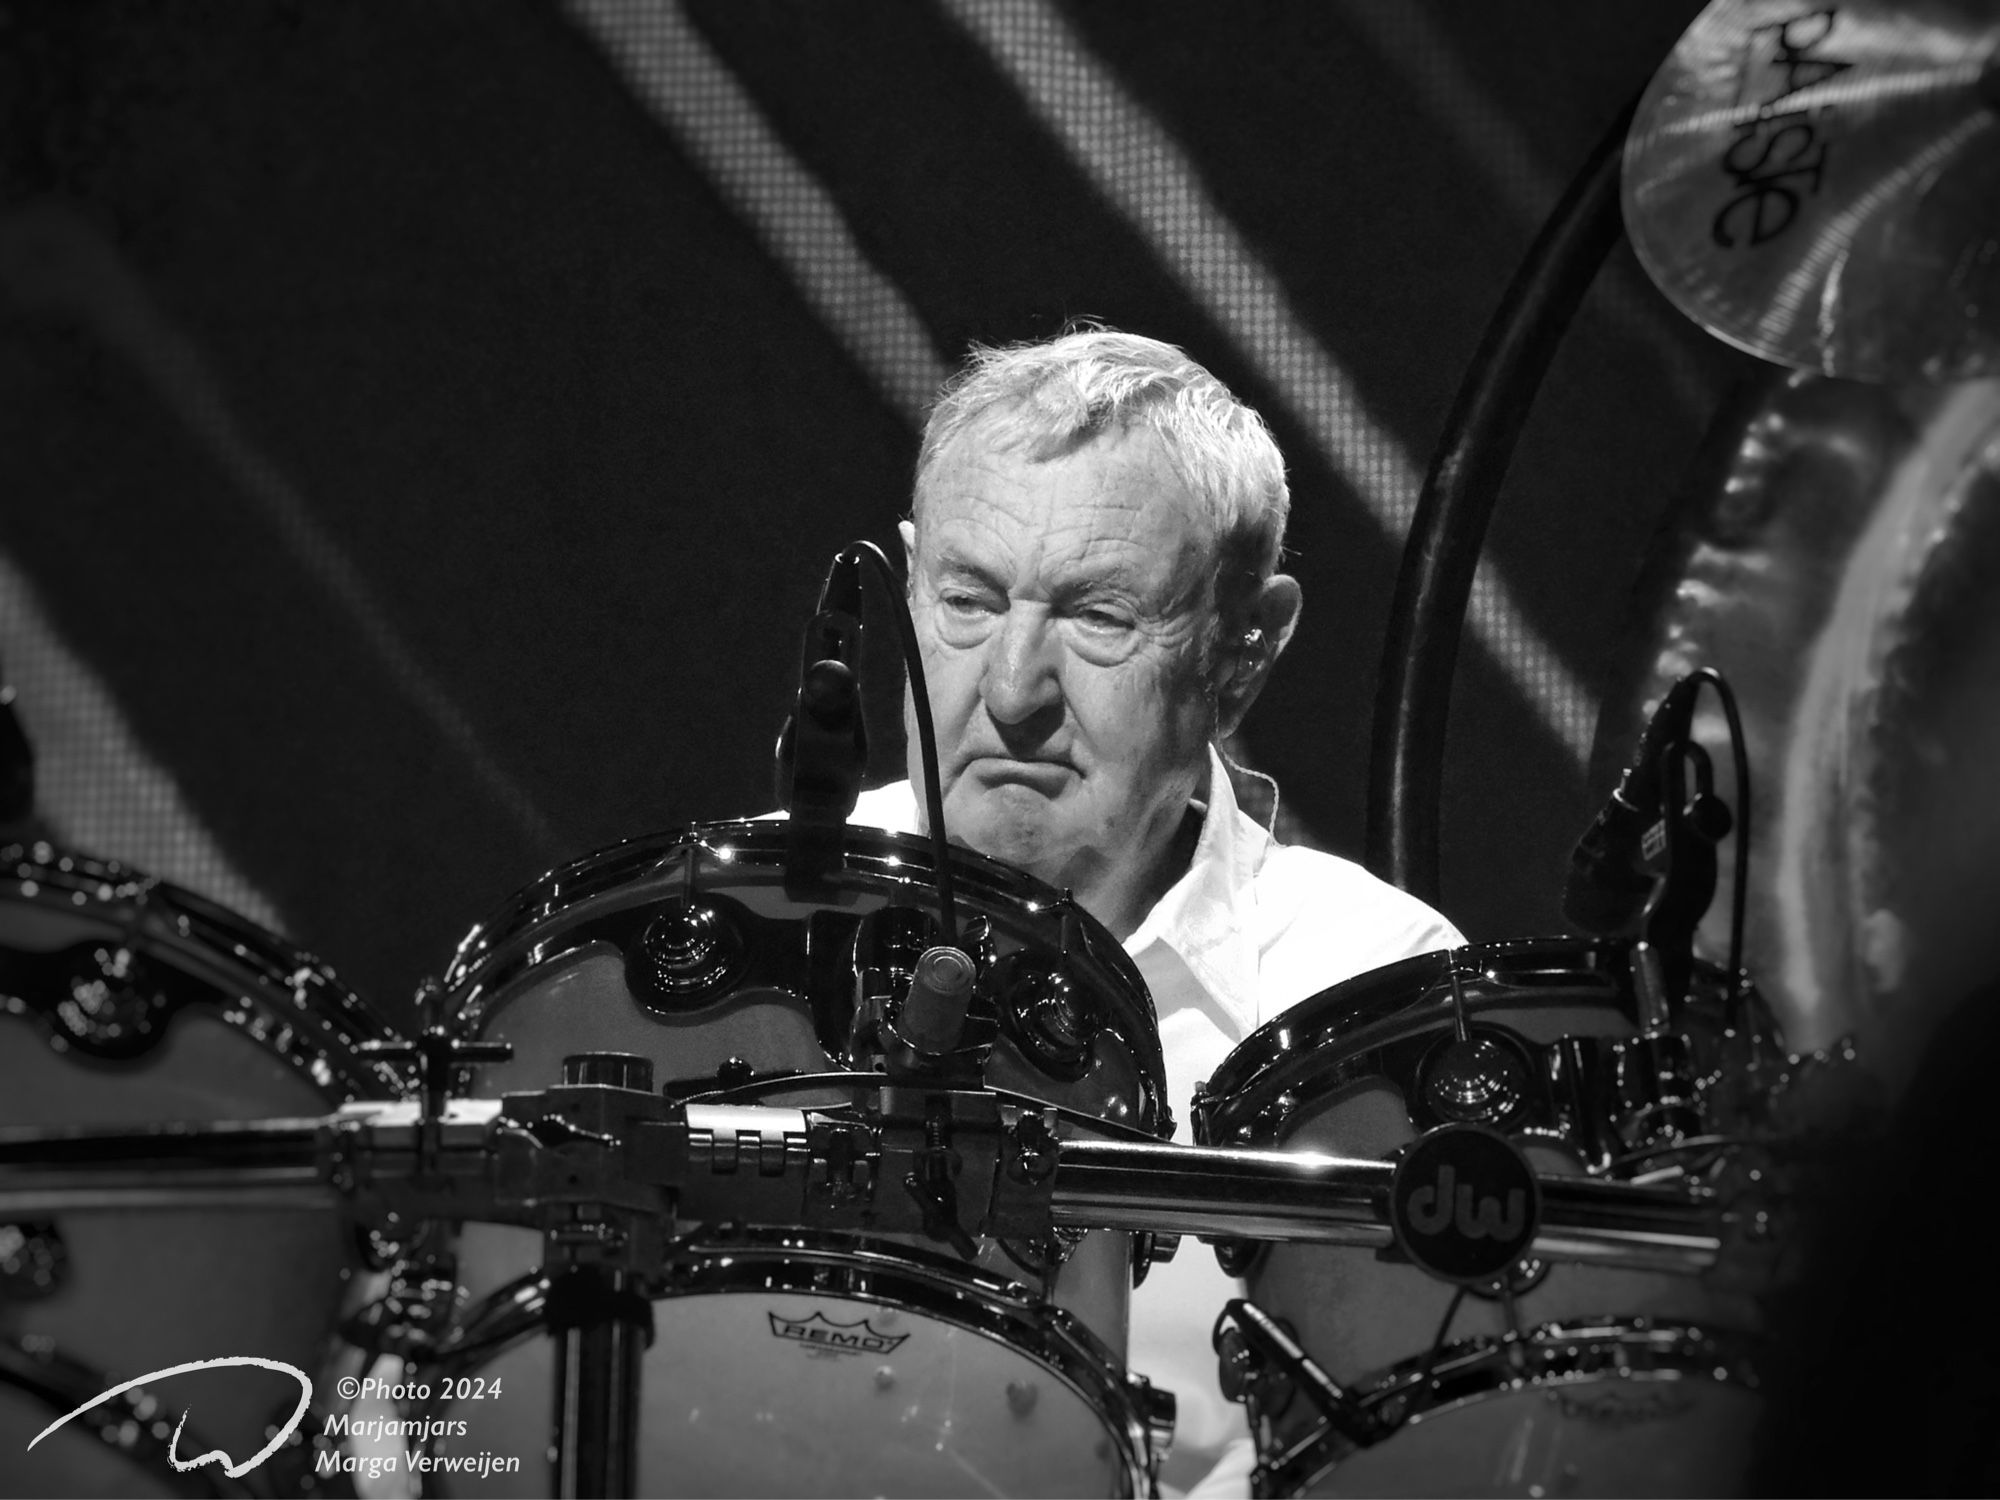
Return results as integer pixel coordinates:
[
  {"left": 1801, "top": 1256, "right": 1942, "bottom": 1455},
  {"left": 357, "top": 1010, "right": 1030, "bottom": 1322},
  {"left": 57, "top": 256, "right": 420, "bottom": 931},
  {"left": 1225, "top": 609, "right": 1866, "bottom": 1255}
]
[{"left": 1624, "top": 0, "right": 2000, "bottom": 383}]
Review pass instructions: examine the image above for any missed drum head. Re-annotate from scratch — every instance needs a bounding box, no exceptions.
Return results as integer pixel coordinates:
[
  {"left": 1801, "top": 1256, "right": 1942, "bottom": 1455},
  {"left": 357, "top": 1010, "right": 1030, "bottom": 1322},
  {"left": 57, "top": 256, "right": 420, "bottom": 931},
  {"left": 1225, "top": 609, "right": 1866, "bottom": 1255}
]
[
  {"left": 443, "top": 820, "right": 1165, "bottom": 1134},
  {"left": 1313, "top": 1373, "right": 1761, "bottom": 1498},
  {"left": 0, "top": 845, "right": 400, "bottom": 1496},
  {"left": 431, "top": 1239, "right": 1147, "bottom": 1499}
]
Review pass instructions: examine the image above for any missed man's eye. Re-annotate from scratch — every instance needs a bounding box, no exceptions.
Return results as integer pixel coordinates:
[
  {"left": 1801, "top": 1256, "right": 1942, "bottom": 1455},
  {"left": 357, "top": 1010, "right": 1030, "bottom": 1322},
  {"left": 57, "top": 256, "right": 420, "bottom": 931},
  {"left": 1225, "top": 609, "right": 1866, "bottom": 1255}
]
[
  {"left": 1077, "top": 607, "right": 1131, "bottom": 631},
  {"left": 940, "top": 593, "right": 997, "bottom": 619}
]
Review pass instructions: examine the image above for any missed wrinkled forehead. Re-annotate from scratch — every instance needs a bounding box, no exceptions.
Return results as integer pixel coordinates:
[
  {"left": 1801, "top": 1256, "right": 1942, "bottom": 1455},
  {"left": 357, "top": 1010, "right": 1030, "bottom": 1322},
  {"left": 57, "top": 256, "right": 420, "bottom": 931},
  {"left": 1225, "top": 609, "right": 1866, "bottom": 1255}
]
[{"left": 914, "top": 415, "right": 1219, "bottom": 553}]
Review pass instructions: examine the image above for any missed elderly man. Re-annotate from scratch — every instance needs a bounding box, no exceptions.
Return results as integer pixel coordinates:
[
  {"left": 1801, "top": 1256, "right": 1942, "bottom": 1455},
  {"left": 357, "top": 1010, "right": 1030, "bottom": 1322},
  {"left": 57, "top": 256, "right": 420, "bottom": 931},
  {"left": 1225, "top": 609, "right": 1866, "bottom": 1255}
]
[{"left": 846, "top": 328, "right": 1462, "bottom": 1494}]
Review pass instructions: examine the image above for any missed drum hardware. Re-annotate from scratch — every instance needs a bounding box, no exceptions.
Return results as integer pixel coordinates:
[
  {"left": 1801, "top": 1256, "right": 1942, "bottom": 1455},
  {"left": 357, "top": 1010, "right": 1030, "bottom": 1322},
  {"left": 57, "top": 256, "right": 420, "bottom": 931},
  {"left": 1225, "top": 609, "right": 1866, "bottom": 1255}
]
[
  {"left": 658, "top": 1063, "right": 892, "bottom": 1106},
  {"left": 1214, "top": 1300, "right": 1374, "bottom": 1498},
  {"left": 341, "top": 1219, "right": 466, "bottom": 1365},
  {"left": 861, "top": 908, "right": 994, "bottom": 1088},
  {"left": 1416, "top": 956, "right": 1530, "bottom": 1130},
  {"left": 632, "top": 899, "right": 751, "bottom": 1009},
  {"left": 0, "top": 1086, "right": 1730, "bottom": 1268},
  {"left": 999, "top": 940, "right": 1108, "bottom": 1082},
  {"left": 545, "top": 1266, "right": 653, "bottom": 1498},
  {"left": 0, "top": 1219, "right": 65, "bottom": 1300},
  {"left": 0, "top": 824, "right": 1776, "bottom": 1497},
  {"left": 0, "top": 1067, "right": 1729, "bottom": 1499},
  {"left": 1462, "top": 1254, "right": 1548, "bottom": 1303},
  {"left": 357, "top": 982, "right": 513, "bottom": 1182},
  {"left": 1127, "top": 1229, "right": 1179, "bottom": 1287},
  {"left": 1193, "top": 936, "right": 1830, "bottom": 1496},
  {"left": 897, "top": 1090, "right": 982, "bottom": 1259},
  {"left": 2, "top": 845, "right": 411, "bottom": 1498},
  {"left": 1216, "top": 1300, "right": 1764, "bottom": 1499},
  {"left": 0, "top": 872, "right": 178, "bottom": 1063},
  {"left": 4, "top": 843, "right": 411, "bottom": 1099},
  {"left": 438, "top": 819, "right": 1167, "bottom": 1128}
]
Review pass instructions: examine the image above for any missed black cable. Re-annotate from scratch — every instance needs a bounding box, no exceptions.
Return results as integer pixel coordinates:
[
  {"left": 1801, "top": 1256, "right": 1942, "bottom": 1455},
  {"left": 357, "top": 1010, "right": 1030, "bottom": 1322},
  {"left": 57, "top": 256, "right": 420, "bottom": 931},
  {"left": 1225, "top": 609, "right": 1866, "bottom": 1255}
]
[
  {"left": 843, "top": 540, "right": 957, "bottom": 947},
  {"left": 671, "top": 1071, "right": 1168, "bottom": 1143},
  {"left": 1690, "top": 666, "right": 1751, "bottom": 1019}
]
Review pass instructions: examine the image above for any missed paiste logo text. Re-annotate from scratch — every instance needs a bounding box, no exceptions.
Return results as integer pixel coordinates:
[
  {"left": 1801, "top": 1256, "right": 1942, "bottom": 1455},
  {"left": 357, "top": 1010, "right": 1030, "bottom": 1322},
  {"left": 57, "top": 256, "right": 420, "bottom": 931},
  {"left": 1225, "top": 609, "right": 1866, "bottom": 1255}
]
[{"left": 1711, "top": 6, "right": 1855, "bottom": 249}]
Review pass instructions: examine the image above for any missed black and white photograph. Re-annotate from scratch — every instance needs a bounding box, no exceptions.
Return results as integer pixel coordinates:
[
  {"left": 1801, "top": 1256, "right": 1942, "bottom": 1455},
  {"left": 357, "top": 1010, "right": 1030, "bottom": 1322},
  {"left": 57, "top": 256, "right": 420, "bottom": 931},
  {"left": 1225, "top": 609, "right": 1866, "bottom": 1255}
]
[{"left": 4, "top": 2, "right": 1999, "bottom": 1495}]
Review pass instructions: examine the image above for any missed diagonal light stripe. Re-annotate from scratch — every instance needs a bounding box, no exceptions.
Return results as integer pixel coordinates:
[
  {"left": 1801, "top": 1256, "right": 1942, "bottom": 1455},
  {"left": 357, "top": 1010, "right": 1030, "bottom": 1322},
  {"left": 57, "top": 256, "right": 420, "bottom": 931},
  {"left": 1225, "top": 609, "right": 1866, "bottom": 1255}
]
[
  {"left": 0, "top": 202, "right": 563, "bottom": 857},
  {"left": 562, "top": 0, "right": 950, "bottom": 423},
  {"left": 1338, "top": 2, "right": 1714, "bottom": 422},
  {"left": 942, "top": 0, "right": 1596, "bottom": 763},
  {"left": 0, "top": 550, "right": 288, "bottom": 932}
]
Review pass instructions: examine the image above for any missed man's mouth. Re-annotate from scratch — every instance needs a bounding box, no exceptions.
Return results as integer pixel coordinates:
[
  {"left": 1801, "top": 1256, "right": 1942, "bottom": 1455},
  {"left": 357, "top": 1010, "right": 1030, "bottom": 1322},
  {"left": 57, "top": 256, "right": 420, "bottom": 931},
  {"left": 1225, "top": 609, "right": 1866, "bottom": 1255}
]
[{"left": 963, "top": 756, "right": 1075, "bottom": 793}]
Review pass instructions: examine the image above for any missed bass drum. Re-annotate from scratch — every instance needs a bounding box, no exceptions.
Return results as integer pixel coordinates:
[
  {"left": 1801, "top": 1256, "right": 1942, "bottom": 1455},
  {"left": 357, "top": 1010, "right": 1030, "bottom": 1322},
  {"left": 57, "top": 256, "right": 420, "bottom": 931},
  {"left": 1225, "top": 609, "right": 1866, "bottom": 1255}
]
[
  {"left": 1195, "top": 938, "right": 1785, "bottom": 1498},
  {"left": 427, "top": 821, "right": 1174, "bottom": 1498},
  {"left": 0, "top": 842, "right": 404, "bottom": 1497}
]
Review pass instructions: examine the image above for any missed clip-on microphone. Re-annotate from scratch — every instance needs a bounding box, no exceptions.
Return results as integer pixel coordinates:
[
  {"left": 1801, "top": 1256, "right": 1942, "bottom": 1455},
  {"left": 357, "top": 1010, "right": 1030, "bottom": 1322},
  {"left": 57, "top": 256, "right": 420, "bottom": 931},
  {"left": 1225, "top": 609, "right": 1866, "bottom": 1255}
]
[{"left": 775, "top": 550, "right": 869, "bottom": 886}]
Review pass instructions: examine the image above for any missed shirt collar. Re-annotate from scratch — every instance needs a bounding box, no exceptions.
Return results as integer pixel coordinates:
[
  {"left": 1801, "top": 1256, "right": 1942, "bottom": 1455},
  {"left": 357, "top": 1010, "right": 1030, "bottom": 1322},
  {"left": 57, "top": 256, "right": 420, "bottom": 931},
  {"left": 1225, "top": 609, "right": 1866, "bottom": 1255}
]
[{"left": 1123, "top": 743, "right": 1271, "bottom": 1036}]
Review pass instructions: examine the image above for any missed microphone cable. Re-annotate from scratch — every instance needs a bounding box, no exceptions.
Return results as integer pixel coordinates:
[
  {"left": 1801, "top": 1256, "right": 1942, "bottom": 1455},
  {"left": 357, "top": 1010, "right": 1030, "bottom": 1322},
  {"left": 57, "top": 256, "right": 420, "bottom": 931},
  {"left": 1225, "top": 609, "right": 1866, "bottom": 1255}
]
[{"left": 840, "top": 540, "right": 957, "bottom": 949}]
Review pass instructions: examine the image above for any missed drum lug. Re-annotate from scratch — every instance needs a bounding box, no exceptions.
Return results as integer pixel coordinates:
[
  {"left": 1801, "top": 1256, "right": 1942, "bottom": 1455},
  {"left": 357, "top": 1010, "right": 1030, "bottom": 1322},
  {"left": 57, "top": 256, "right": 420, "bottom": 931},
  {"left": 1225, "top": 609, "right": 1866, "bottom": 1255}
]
[
  {"left": 1465, "top": 1255, "right": 1550, "bottom": 1301},
  {"left": 997, "top": 949, "right": 1103, "bottom": 1081},
  {"left": 629, "top": 897, "right": 751, "bottom": 1011},
  {"left": 0, "top": 1218, "right": 66, "bottom": 1299},
  {"left": 342, "top": 1221, "right": 464, "bottom": 1362},
  {"left": 5, "top": 940, "right": 182, "bottom": 1060},
  {"left": 1190, "top": 1079, "right": 1218, "bottom": 1142},
  {"left": 1130, "top": 1229, "right": 1181, "bottom": 1286},
  {"left": 1212, "top": 1235, "right": 1267, "bottom": 1278},
  {"left": 1126, "top": 1372, "right": 1178, "bottom": 1490},
  {"left": 1610, "top": 1031, "right": 1706, "bottom": 1160},
  {"left": 1417, "top": 1033, "right": 1529, "bottom": 1127},
  {"left": 1048, "top": 1224, "right": 1088, "bottom": 1266}
]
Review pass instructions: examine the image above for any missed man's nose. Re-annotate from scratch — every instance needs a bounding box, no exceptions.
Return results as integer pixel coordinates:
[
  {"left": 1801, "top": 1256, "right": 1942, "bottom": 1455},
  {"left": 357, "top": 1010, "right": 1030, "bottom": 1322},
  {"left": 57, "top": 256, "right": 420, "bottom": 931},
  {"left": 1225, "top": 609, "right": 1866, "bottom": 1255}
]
[{"left": 980, "top": 608, "right": 1063, "bottom": 725}]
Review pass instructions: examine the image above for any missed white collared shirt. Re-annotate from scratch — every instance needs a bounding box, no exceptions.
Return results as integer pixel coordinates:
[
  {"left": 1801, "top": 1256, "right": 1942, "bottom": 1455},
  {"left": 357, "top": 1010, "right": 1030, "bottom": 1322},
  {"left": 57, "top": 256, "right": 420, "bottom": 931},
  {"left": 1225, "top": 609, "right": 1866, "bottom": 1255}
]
[{"left": 846, "top": 747, "right": 1463, "bottom": 1494}]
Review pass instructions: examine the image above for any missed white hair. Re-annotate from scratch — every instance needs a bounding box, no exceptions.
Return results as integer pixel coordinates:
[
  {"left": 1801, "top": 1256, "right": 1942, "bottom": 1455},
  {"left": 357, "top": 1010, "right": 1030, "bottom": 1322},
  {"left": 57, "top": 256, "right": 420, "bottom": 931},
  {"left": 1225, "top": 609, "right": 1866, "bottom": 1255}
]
[{"left": 913, "top": 329, "right": 1290, "bottom": 606}]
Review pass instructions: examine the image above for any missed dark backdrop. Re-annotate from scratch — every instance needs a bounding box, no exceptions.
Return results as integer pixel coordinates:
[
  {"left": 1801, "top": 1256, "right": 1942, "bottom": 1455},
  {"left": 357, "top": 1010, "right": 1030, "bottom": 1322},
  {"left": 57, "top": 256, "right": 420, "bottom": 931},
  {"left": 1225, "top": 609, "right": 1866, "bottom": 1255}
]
[{"left": 0, "top": 1, "right": 1761, "bottom": 1020}]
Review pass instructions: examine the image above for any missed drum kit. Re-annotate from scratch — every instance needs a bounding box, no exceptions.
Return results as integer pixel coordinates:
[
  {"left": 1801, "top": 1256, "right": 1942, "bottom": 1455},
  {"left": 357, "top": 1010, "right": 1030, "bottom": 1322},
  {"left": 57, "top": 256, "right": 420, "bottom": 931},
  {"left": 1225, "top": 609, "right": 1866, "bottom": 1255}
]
[
  {"left": 2, "top": 1, "right": 1995, "bottom": 1496},
  {"left": 0, "top": 818, "right": 1838, "bottom": 1499}
]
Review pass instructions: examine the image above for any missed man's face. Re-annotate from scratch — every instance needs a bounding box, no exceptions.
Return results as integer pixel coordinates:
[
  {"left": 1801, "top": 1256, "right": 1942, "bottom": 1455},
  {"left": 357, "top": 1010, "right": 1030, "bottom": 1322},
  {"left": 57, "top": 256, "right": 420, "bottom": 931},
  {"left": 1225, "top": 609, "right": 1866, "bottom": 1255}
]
[{"left": 904, "top": 425, "right": 1219, "bottom": 927}]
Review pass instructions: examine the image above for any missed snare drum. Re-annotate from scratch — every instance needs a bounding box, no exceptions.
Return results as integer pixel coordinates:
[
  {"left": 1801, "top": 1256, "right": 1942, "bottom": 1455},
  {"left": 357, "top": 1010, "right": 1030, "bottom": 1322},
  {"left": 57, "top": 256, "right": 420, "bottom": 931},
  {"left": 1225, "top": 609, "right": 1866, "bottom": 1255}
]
[
  {"left": 427, "top": 821, "right": 1174, "bottom": 1497},
  {"left": 0, "top": 842, "right": 404, "bottom": 1497},
  {"left": 1195, "top": 938, "right": 1773, "bottom": 1498}
]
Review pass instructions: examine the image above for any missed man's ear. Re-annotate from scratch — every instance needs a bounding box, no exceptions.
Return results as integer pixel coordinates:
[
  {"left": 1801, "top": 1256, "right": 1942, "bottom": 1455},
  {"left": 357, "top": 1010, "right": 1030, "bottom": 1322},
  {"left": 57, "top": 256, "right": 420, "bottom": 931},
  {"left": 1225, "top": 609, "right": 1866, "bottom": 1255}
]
[
  {"left": 1215, "top": 573, "right": 1303, "bottom": 739},
  {"left": 899, "top": 520, "right": 917, "bottom": 576}
]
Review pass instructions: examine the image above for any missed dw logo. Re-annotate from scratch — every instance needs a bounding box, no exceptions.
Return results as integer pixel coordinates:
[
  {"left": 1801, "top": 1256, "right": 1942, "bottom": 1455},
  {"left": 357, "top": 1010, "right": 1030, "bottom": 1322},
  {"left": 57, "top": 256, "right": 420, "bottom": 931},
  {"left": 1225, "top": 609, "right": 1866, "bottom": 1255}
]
[
  {"left": 1389, "top": 1125, "right": 1541, "bottom": 1285},
  {"left": 1403, "top": 1161, "right": 1528, "bottom": 1243}
]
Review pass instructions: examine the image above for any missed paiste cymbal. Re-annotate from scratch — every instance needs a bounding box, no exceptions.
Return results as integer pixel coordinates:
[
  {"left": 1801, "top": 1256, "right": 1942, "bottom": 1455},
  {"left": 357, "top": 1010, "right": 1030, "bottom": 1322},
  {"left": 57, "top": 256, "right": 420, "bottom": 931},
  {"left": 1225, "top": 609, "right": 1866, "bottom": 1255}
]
[{"left": 1624, "top": 0, "right": 2000, "bottom": 383}]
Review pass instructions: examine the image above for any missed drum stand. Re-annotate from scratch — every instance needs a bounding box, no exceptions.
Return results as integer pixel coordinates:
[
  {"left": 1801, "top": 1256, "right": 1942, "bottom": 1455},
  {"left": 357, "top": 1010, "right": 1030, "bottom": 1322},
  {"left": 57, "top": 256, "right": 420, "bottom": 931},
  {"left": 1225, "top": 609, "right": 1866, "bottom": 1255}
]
[
  {"left": 0, "top": 1043, "right": 1739, "bottom": 1498},
  {"left": 548, "top": 1267, "right": 652, "bottom": 1498}
]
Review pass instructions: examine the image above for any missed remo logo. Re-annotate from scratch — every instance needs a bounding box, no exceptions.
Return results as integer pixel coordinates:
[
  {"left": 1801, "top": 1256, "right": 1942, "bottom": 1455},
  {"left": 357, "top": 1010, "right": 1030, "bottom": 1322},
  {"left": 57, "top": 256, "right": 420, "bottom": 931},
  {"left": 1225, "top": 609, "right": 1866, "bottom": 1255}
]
[
  {"left": 27, "top": 1356, "right": 313, "bottom": 1479},
  {"left": 1389, "top": 1124, "right": 1542, "bottom": 1285}
]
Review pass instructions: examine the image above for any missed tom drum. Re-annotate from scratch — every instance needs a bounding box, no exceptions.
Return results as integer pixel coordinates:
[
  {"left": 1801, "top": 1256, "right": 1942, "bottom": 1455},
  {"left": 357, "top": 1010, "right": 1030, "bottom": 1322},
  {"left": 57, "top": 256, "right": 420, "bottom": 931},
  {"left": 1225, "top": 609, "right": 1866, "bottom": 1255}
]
[{"left": 417, "top": 821, "right": 1177, "bottom": 1497}]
